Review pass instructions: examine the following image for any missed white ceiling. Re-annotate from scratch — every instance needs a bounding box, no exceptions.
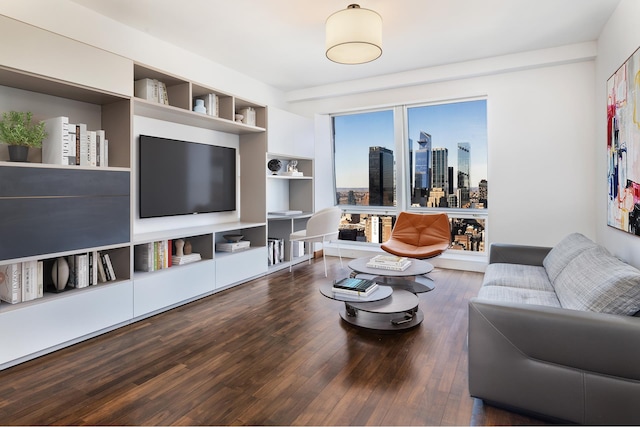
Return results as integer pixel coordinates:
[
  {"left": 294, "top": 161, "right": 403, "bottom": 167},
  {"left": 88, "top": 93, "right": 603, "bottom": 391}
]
[{"left": 69, "top": 0, "right": 620, "bottom": 93}]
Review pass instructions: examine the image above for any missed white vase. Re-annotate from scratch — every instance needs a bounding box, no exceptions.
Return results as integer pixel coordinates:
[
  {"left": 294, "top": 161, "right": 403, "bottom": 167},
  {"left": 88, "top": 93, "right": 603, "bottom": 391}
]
[
  {"left": 193, "top": 99, "right": 206, "bottom": 114},
  {"left": 51, "top": 257, "right": 69, "bottom": 291}
]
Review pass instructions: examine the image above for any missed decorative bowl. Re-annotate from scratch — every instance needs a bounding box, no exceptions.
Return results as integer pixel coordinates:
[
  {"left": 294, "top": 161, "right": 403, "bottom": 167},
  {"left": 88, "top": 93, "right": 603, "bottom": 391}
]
[{"left": 223, "top": 234, "right": 243, "bottom": 243}]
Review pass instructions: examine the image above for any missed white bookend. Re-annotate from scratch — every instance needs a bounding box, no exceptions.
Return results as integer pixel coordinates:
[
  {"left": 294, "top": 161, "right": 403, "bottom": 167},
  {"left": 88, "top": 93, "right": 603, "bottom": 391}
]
[
  {"left": 0, "top": 263, "right": 22, "bottom": 304},
  {"left": 41, "top": 116, "right": 70, "bottom": 165},
  {"left": 88, "top": 131, "right": 97, "bottom": 167}
]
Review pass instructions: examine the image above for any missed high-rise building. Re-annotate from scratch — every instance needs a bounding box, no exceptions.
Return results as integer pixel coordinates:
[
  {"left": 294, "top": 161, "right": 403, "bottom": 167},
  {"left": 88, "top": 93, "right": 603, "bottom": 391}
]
[
  {"left": 414, "top": 132, "right": 431, "bottom": 192},
  {"left": 479, "top": 179, "right": 488, "bottom": 208},
  {"left": 369, "top": 146, "right": 394, "bottom": 206},
  {"left": 457, "top": 142, "right": 471, "bottom": 206},
  {"left": 432, "top": 147, "right": 448, "bottom": 191}
]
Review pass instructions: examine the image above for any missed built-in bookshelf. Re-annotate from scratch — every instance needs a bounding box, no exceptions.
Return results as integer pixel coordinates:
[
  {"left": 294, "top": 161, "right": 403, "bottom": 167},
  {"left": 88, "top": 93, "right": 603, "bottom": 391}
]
[{"left": 0, "top": 16, "right": 313, "bottom": 370}]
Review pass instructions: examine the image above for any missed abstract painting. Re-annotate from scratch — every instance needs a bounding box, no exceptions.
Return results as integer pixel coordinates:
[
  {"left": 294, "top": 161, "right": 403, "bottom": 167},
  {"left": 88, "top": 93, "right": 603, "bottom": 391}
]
[{"left": 607, "top": 46, "right": 640, "bottom": 236}]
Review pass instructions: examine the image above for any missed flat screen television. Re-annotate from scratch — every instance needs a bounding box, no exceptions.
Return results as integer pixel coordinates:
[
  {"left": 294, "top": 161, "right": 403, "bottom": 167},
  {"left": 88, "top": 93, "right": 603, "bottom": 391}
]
[{"left": 139, "top": 135, "right": 236, "bottom": 218}]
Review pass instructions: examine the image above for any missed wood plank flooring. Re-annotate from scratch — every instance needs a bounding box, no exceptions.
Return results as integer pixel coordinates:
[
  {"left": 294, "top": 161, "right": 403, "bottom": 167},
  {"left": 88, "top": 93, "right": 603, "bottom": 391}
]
[{"left": 0, "top": 257, "right": 548, "bottom": 425}]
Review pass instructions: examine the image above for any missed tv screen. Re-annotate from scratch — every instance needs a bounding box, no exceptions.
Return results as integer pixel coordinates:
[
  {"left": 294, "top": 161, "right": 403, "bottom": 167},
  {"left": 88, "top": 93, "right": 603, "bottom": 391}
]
[{"left": 139, "top": 135, "right": 236, "bottom": 218}]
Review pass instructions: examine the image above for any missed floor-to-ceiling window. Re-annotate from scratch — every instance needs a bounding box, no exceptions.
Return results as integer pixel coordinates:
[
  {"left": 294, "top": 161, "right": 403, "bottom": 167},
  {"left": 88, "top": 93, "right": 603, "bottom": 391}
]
[{"left": 332, "top": 98, "right": 488, "bottom": 253}]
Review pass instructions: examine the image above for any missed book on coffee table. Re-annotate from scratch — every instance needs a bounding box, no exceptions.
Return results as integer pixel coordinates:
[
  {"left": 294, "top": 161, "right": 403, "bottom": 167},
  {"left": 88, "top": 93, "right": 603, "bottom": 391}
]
[
  {"left": 332, "top": 277, "right": 379, "bottom": 297},
  {"left": 366, "top": 255, "right": 412, "bottom": 271}
]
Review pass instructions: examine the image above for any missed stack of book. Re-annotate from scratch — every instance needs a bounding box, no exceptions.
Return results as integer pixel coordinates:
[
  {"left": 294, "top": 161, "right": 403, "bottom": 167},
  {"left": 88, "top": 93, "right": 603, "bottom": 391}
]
[
  {"left": 366, "top": 255, "right": 412, "bottom": 271},
  {"left": 331, "top": 277, "right": 378, "bottom": 297},
  {"left": 216, "top": 240, "right": 250, "bottom": 253},
  {"left": 0, "top": 261, "right": 43, "bottom": 304},
  {"left": 171, "top": 253, "right": 202, "bottom": 266}
]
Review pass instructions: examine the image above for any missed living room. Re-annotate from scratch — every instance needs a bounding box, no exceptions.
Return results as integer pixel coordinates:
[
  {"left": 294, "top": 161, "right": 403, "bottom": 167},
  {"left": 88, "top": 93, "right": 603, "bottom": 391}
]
[{"left": 1, "top": 0, "right": 640, "bottom": 425}]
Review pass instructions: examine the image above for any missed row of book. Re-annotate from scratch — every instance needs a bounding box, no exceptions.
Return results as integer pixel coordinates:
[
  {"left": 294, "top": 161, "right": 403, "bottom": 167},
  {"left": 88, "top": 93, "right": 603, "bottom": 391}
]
[
  {"left": 366, "top": 254, "right": 412, "bottom": 271},
  {"left": 68, "top": 251, "right": 117, "bottom": 289},
  {"left": 134, "top": 240, "right": 172, "bottom": 272},
  {"left": 41, "top": 116, "right": 109, "bottom": 167},
  {"left": 268, "top": 238, "right": 284, "bottom": 266},
  {"left": 0, "top": 261, "right": 43, "bottom": 304},
  {"left": 135, "top": 78, "right": 170, "bottom": 105},
  {"left": 331, "top": 277, "right": 379, "bottom": 297},
  {"left": 0, "top": 251, "right": 117, "bottom": 305}
]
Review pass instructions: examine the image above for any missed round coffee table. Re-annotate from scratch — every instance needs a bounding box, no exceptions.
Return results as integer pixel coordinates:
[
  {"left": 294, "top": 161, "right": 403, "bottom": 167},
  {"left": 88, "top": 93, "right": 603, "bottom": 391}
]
[
  {"left": 319, "top": 282, "right": 423, "bottom": 331},
  {"left": 348, "top": 257, "right": 435, "bottom": 293}
]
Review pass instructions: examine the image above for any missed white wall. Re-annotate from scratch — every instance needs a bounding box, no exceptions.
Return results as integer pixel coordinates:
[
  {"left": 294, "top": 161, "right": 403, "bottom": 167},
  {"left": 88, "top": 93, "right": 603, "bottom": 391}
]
[
  {"left": 595, "top": 0, "right": 640, "bottom": 269},
  {"left": 0, "top": 0, "right": 287, "bottom": 109},
  {"left": 291, "top": 53, "right": 598, "bottom": 249}
]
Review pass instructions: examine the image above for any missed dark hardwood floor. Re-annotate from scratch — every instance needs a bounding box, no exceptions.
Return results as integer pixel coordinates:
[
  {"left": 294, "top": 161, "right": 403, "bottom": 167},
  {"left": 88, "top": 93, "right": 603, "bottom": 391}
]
[{"left": 0, "top": 257, "right": 548, "bottom": 426}]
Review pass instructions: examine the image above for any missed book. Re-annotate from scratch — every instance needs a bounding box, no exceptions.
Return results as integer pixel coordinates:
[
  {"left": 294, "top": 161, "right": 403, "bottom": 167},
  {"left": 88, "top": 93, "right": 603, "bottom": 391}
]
[
  {"left": 216, "top": 241, "right": 250, "bottom": 252},
  {"left": 96, "top": 252, "right": 107, "bottom": 283},
  {"left": 0, "top": 263, "right": 22, "bottom": 304},
  {"left": 171, "top": 253, "right": 201, "bottom": 265},
  {"left": 103, "top": 139, "right": 109, "bottom": 167},
  {"left": 67, "top": 122, "right": 78, "bottom": 165},
  {"left": 331, "top": 277, "right": 378, "bottom": 297},
  {"left": 88, "top": 130, "right": 97, "bottom": 167},
  {"left": 21, "top": 260, "right": 38, "bottom": 301},
  {"left": 101, "top": 253, "right": 116, "bottom": 281},
  {"left": 41, "top": 116, "right": 73, "bottom": 165},
  {"left": 366, "top": 255, "right": 412, "bottom": 271}
]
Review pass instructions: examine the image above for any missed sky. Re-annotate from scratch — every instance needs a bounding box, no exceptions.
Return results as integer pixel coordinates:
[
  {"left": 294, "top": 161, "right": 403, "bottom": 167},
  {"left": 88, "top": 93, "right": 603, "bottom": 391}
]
[{"left": 333, "top": 99, "right": 488, "bottom": 189}]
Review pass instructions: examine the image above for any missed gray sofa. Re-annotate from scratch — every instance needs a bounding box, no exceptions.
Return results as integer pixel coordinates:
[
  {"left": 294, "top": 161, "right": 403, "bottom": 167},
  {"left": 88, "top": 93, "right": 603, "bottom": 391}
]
[{"left": 468, "top": 233, "right": 640, "bottom": 424}]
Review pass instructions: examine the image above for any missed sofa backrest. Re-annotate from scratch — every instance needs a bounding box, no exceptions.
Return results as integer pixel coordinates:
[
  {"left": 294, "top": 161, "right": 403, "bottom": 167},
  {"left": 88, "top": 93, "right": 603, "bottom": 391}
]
[
  {"left": 552, "top": 245, "right": 640, "bottom": 316},
  {"left": 542, "top": 233, "right": 597, "bottom": 282}
]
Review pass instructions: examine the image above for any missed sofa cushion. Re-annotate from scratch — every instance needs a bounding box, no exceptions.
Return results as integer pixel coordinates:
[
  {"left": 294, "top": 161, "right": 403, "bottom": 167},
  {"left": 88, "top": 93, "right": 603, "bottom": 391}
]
[
  {"left": 483, "top": 263, "right": 554, "bottom": 292},
  {"left": 553, "top": 246, "right": 640, "bottom": 315},
  {"left": 543, "top": 233, "right": 597, "bottom": 282},
  {"left": 477, "top": 285, "right": 562, "bottom": 307}
]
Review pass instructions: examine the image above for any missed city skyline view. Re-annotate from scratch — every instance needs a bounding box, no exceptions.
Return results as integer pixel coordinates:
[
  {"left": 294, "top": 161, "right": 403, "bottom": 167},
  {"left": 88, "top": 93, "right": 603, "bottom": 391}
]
[{"left": 333, "top": 99, "right": 488, "bottom": 208}]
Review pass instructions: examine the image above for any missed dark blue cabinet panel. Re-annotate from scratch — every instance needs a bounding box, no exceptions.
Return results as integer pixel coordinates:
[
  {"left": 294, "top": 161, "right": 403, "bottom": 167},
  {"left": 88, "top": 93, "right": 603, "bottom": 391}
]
[{"left": 0, "top": 167, "right": 130, "bottom": 260}]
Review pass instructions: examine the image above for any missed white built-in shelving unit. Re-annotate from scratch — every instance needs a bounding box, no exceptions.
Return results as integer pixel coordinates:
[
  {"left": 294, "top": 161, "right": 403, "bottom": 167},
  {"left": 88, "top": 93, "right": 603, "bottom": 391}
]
[{"left": 0, "top": 16, "right": 314, "bottom": 369}]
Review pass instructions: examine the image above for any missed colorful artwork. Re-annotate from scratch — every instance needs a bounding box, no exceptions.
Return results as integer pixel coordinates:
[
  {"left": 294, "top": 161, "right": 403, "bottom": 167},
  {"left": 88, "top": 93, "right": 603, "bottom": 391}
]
[{"left": 607, "top": 46, "right": 640, "bottom": 235}]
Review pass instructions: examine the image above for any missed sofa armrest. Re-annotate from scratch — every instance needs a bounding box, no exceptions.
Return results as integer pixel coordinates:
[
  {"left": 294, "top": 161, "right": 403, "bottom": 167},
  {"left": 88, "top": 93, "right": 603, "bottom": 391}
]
[
  {"left": 468, "top": 298, "right": 640, "bottom": 423},
  {"left": 488, "top": 243, "right": 552, "bottom": 266},
  {"left": 469, "top": 298, "right": 640, "bottom": 379}
]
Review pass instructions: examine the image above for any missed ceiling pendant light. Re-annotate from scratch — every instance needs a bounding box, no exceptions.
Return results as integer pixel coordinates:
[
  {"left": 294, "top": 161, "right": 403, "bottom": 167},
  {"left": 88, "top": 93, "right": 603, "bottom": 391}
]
[{"left": 325, "top": 4, "right": 382, "bottom": 65}]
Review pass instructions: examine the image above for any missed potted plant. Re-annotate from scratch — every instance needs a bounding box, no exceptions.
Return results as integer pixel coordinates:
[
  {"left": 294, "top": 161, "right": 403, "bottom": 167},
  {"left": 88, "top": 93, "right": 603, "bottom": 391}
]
[{"left": 0, "top": 111, "right": 47, "bottom": 162}]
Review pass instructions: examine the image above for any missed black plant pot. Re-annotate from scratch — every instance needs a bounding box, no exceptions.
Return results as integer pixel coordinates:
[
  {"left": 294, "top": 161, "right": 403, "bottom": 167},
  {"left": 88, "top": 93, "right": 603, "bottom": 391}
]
[{"left": 8, "top": 145, "right": 29, "bottom": 162}]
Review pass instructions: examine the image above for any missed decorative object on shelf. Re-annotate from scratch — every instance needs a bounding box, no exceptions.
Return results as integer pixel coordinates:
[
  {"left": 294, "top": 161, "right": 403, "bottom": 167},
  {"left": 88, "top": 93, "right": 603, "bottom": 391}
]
[
  {"left": 193, "top": 99, "right": 206, "bottom": 114},
  {"left": 283, "top": 159, "right": 304, "bottom": 176},
  {"left": 325, "top": 4, "right": 383, "bottom": 65},
  {"left": 0, "top": 111, "right": 48, "bottom": 162},
  {"left": 216, "top": 240, "right": 250, "bottom": 252},
  {"left": 235, "top": 114, "right": 244, "bottom": 123},
  {"left": 238, "top": 107, "right": 256, "bottom": 126},
  {"left": 51, "top": 256, "right": 69, "bottom": 291},
  {"left": 184, "top": 240, "right": 192, "bottom": 255},
  {"left": 175, "top": 239, "right": 185, "bottom": 257},
  {"left": 223, "top": 234, "right": 244, "bottom": 243},
  {"left": 267, "top": 158, "right": 282, "bottom": 174}
]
